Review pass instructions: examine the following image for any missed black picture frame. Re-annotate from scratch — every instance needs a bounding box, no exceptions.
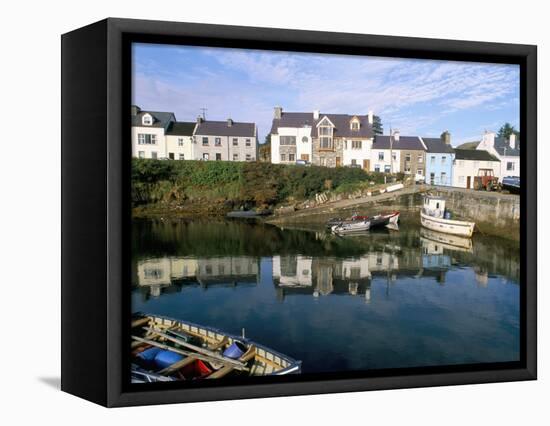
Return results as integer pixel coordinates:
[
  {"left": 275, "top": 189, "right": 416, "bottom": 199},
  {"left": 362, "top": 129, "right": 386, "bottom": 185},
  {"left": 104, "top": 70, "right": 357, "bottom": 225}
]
[{"left": 61, "top": 17, "right": 537, "bottom": 407}]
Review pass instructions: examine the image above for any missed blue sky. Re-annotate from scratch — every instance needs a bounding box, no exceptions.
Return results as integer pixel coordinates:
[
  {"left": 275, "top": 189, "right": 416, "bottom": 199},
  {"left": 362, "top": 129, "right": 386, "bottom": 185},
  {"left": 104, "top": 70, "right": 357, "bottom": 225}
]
[{"left": 132, "top": 43, "right": 519, "bottom": 146}]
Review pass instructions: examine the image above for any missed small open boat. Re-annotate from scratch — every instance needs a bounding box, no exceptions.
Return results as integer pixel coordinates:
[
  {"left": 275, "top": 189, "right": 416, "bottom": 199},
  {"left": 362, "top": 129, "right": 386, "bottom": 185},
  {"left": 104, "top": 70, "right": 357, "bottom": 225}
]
[
  {"left": 329, "top": 211, "right": 399, "bottom": 235},
  {"left": 131, "top": 314, "right": 301, "bottom": 382},
  {"left": 420, "top": 195, "right": 475, "bottom": 237}
]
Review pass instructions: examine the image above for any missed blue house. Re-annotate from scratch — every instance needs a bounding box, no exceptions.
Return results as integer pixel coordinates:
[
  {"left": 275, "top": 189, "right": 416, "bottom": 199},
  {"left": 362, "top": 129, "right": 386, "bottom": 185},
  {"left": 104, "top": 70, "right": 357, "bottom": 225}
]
[{"left": 422, "top": 132, "right": 455, "bottom": 186}]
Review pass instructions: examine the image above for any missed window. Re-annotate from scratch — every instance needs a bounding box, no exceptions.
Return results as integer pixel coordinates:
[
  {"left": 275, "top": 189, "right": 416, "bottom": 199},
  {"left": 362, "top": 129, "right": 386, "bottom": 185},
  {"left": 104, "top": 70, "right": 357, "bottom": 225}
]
[
  {"left": 384, "top": 165, "right": 391, "bottom": 173},
  {"left": 179, "top": 154, "right": 185, "bottom": 160},
  {"left": 405, "top": 153, "right": 411, "bottom": 162},
  {"left": 178, "top": 138, "right": 184, "bottom": 146},
  {"left": 351, "top": 121, "right": 359, "bottom": 130},
  {"left": 138, "top": 151, "right": 145, "bottom": 158},
  {"left": 215, "top": 137, "right": 221, "bottom": 146},
  {"left": 202, "top": 137, "right": 209, "bottom": 146},
  {"left": 280, "top": 154, "right": 286, "bottom": 162},
  {"left": 215, "top": 153, "right": 222, "bottom": 161},
  {"left": 441, "top": 156, "right": 446, "bottom": 164},
  {"left": 203, "top": 153, "right": 209, "bottom": 160},
  {"left": 507, "top": 161, "right": 515, "bottom": 171},
  {"left": 319, "top": 124, "right": 333, "bottom": 149},
  {"left": 302, "top": 136, "right": 308, "bottom": 143},
  {"left": 233, "top": 153, "right": 239, "bottom": 161},
  {"left": 151, "top": 151, "right": 158, "bottom": 159},
  {"left": 441, "top": 172, "right": 447, "bottom": 184},
  {"left": 392, "top": 152, "right": 397, "bottom": 161},
  {"left": 246, "top": 139, "right": 251, "bottom": 146},
  {"left": 351, "top": 159, "right": 357, "bottom": 165},
  {"left": 289, "top": 154, "right": 295, "bottom": 162},
  {"left": 142, "top": 114, "right": 152, "bottom": 125},
  {"left": 280, "top": 136, "right": 296, "bottom": 145},
  {"left": 458, "top": 160, "right": 464, "bottom": 167},
  {"left": 418, "top": 154, "right": 423, "bottom": 163},
  {"left": 246, "top": 154, "right": 252, "bottom": 161},
  {"left": 431, "top": 156, "right": 436, "bottom": 164},
  {"left": 405, "top": 166, "right": 411, "bottom": 173},
  {"left": 352, "top": 140, "right": 362, "bottom": 149},
  {"left": 137, "top": 134, "right": 157, "bottom": 145},
  {"left": 168, "top": 152, "right": 174, "bottom": 160},
  {"left": 417, "top": 168, "right": 423, "bottom": 176},
  {"left": 378, "top": 152, "right": 384, "bottom": 161},
  {"left": 374, "top": 164, "right": 381, "bottom": 172}
]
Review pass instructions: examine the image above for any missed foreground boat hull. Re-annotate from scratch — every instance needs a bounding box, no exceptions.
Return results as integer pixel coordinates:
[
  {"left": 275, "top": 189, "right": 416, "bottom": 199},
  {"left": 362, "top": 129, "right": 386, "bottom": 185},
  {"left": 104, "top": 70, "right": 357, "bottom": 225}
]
[{"left": 420, "top": 211, "right": 475, "bottom": 237}]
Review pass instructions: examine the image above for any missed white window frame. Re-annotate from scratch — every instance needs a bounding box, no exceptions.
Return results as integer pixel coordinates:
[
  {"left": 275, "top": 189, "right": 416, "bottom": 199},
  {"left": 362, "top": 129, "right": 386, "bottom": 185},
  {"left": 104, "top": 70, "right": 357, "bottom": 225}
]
[{"left": 178, "top": 138, "right": 184, "bottom": 146}]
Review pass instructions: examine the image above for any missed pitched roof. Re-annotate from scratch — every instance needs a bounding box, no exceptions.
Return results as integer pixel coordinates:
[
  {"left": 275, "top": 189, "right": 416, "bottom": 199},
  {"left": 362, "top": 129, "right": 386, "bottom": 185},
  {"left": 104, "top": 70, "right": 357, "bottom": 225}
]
[
  {"left": 195, "top": 120, "right": 256, "bottom": 137},
  {"left": 494, "top": 136, "right": 520, "bottom": 157},
  {"left": 456, "top": 141, "right": 480, "bottom": 150},
  {"left": 422, "top": 137, "right": 455, "bottom": 154},
  {"left": 166, "top": 121, "right": 196, "bottom": 136},
  {"left": 373, "top": 135, "right": 425, "bottom": 151},
  {"left": 131, "top": 109, "right": 175, "bottom": 128},
  {"left": 454, "top": 149, "right": 500, "bottom": 161},
  {"left": 270, "top": 112, "right": 374, "bottom": 138}
]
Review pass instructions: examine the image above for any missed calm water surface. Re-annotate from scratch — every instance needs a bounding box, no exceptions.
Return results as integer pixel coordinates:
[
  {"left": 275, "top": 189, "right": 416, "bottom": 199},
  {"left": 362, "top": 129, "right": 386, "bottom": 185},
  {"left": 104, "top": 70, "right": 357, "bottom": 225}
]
[{"left": 131, "top": 216, "right": 520, "bottom": 373}]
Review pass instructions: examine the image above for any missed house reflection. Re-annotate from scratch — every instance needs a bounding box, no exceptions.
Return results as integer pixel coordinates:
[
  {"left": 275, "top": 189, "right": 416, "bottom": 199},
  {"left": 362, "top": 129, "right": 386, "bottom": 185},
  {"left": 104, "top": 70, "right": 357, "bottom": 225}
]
[{"left": 134, "top": 256, "right": 259, "bottom": 298}]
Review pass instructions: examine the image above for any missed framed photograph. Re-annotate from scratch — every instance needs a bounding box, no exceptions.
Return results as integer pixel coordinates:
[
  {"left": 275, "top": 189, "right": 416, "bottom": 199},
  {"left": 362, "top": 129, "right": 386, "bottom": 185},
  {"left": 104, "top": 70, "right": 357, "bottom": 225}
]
[{"left": 61, "top": 18, "right": 537, "bottom": 407}]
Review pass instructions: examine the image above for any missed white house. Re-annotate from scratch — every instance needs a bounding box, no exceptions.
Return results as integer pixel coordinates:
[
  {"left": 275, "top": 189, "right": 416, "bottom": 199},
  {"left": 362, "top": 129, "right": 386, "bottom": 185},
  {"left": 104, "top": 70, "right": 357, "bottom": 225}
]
[
  {"left": 452, "top": 148, "right": 501, "bottom": 189},
  {"left": 270, "top": 107, "right": 375, "bottom": 168},
  {"left": 476, "top": 131, "right": 520, "bottom": 178}
]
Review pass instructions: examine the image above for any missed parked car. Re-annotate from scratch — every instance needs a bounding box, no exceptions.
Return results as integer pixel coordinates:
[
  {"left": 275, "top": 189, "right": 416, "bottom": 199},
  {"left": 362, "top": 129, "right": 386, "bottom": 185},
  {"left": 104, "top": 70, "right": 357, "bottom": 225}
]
[
  {"left": 295, "top": 159, "right": 311, "bottom": 166},
  {"left": 346, "top": 164, "right": 362, "bottom": 169},
  {"left": 415, "top": 175, "right": 425, "bottom": 184}
]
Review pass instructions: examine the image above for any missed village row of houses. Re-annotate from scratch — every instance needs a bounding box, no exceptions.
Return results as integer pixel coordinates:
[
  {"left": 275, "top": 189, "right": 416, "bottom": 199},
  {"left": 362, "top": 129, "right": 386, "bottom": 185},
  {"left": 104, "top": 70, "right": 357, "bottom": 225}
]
[
  {"left": 269, "top": 107, "right": 520, "bottom": 189},
  {"left": 130, "top": 105, "right": 520, "bottom": 190},
  {"left": 131, "top": 105, "right": 258, "bottom": 162}
]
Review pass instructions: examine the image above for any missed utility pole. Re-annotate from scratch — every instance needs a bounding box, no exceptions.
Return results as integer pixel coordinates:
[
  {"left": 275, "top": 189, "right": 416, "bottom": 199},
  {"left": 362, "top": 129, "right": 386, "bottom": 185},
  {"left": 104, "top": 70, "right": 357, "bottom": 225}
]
[
  {"left": 200, "top": 107, "right": 208, "bottom": 120},
  {"left": 389, "top": 126, "right": 394, "bottom": 174}
]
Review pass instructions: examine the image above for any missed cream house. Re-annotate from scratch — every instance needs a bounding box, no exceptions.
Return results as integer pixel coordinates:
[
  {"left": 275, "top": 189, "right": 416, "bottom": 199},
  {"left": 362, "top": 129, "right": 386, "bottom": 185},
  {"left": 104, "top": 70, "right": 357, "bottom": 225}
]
[{"left": 452, "top": 149, "right": 501, "bottom": 189}]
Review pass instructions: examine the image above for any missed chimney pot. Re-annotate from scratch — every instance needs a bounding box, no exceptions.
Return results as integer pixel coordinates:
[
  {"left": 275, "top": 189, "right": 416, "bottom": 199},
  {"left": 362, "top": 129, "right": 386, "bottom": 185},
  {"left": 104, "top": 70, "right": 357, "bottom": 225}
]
[
  {"left": 441, "top": 130, "right": 451, "bottom": 145},
  {"left": 274, "top": 106, "right": 282, "bottom": 119},
  {"left": 368, "top": 110, "right": 374, "bottom": 125},
  {"left": 227, "top": 118, "right": 233, "bottom": 127},
  {"left": 197, "top": 116, "right": 203, "bottom": 124},
  {"left": 393, "top": 130, "right": 400, "bottom": 142},
  {"left": 313, "top": 110, "right": 320, "bottom": 120},
  {"left": 509, "top": 133, "right": 516, "bottom": 149}
]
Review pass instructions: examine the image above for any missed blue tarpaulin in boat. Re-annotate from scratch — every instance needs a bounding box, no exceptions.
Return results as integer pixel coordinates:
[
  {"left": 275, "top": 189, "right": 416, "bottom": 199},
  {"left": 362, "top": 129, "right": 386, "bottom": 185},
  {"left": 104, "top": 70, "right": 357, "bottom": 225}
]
[
  {"left": 223, "top": 341, "right": 247, "bottom": 359},
  {"left": 137, "top": 347, "right": 161, "bottom": 362},
  {"left": 154, "top": 350, "right": 184, "bottom": 369}
]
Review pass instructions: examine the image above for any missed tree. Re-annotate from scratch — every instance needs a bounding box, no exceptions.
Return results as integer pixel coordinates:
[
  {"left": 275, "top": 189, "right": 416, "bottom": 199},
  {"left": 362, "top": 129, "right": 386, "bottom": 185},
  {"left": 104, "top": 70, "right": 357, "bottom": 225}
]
[
  {"left": 258, "top": 134, "right": 271, "bottom": 162},
  {"left": 497, "top": 122, "right": 520, "bottom": 140},
  {"left": 372, "top": 115, "right": 383, "bottom": 135}
]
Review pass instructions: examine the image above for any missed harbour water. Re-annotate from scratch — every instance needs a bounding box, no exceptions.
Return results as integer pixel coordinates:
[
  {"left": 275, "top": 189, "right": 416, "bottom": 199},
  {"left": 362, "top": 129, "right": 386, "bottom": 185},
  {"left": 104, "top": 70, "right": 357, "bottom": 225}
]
[{"left": 131, "top": 215, "right": 520, "bottom": 374}]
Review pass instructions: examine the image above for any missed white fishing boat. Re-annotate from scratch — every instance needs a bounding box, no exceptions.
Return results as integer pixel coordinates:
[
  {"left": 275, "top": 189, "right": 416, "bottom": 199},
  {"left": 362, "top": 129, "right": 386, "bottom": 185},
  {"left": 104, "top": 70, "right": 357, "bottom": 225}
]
[{"left": 420, "top": 195, "right": 475, "bottom": 238}]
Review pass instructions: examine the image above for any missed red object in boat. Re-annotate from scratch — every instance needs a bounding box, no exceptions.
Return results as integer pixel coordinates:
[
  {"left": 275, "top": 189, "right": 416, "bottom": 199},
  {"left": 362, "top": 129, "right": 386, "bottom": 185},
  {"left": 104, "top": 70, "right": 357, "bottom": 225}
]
[{"left": 179, "top": 359, "right": 213, "bottom": 379}]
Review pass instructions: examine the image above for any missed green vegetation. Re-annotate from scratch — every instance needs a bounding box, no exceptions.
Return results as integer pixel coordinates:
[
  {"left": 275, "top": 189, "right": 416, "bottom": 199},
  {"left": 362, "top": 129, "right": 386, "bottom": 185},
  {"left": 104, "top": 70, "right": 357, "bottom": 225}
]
[
  {"left": 132, "top": 159, "right": 388, "bottom": 215},
  {"left": 497, "top": 122, "right": 520, "bottom": 141}
]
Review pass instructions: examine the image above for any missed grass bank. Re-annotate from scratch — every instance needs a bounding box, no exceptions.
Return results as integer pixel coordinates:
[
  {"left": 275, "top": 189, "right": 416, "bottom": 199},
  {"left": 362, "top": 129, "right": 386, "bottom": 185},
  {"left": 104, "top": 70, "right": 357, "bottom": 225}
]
[{"left": 131, "top": 159, "right": 394, "bottom": 217}]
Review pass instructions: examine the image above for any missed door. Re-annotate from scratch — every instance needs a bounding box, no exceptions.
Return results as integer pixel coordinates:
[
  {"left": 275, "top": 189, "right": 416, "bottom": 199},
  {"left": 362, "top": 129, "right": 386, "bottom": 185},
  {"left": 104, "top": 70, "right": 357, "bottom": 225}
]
[
  {"left": 336, "top": 157, "right": 341, "bottom": 167},
  {"left": 363, "top": 159, "right": 370, "bottom": 170},
  {"left": 301, "top": 154, "right": 309, "bottom": 161},
  {"left": 215, "top": 153, "right": 222, "bottom": 161},
  {"left": 168, "top": 152, "right": 175, "bottom": 160},
  {"left": 466, "top": 176, "right": 471, "bottom": 189}
]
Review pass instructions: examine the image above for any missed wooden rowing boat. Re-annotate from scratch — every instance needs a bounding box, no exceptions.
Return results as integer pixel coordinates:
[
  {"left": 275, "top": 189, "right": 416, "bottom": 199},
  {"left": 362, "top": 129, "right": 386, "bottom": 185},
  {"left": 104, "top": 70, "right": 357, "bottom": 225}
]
[{"left": 131, "top": 314, "right": 301, "bottom": 383}]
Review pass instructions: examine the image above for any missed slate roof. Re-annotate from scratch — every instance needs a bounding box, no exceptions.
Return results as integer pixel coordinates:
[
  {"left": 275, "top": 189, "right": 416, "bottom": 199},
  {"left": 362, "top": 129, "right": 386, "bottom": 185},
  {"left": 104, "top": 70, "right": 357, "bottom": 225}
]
[
  {"left": 373, "top": 135, "right": 425, "bottom": 151},
  {"left": 166, "top": 121, "right": 196, "bottom": 136},
  {"left": 195, "top": 120, "right": 256, "bottom": 137},
  {"left": 131, "top": 109, "right": 175, "bottom": 128},
  {"left": 494, "top": 136, "right": 520, "bottom": 157},
  {"left": 454, "top": 149, "right": 500, "bottom": 162},
  {"left": 456, "top": 141, "right": 480, "bottom": 150},
  {"left": 422, "top": 137, "right": 455, "bottom": 154},
  {"left": 270, "top": 112, "right": 374, "bottom": 138}
]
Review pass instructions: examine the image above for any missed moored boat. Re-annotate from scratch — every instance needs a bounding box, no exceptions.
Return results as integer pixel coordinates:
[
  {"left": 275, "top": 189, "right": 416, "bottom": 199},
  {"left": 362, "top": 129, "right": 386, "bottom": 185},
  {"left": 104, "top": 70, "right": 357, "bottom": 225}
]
[
  {"left": 331, "top": 220, "right": 370, "bottom": 235},
  {"left": 327, "top": 211, "right": 399, "bottom": 233},
  {"left": 131, "top": 314, "right": 301, "bottom": 382},
  {"left": 420, "top": 195, "right": 475, "bottom": 237}
]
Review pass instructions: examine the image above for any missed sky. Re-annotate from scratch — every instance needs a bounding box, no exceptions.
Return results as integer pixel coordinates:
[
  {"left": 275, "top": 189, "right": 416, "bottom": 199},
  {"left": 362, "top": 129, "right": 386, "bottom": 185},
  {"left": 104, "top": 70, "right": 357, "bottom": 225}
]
[{"left": 132, "top": 43, "right": 520, "bottom": 146}]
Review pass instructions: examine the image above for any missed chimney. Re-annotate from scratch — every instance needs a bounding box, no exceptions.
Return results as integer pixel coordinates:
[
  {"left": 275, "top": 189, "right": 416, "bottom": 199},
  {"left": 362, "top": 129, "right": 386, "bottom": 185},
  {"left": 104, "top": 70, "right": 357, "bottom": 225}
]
[
  {"left": 313, "top": 110, "right": 320, "bottom": 120},
  {"left": 483, "top": 130, "right": 495, "bottom": 148},
  {"left": 393, "top": 130, "right": 400, "bottom": 142},
  {"left": 274, "top": 106, "right": 282, "bottom": 119},
  {"left": 441, "top": 130, "right": 451, "bottom": 145},
  {"left": 367, "top": 110, "right": 374, "bottom": 125},
  {"left": 197, "top": 116, "right": 203, "bottom": 124},
  {"left": 227, "top": 118, "right": 233, "bottom": 127},
  {"left": 509, "top": 133, "right": 516, "bottom": 149},
  {"left": 131, "top": 105, "right": 141, "bottom": 116}
]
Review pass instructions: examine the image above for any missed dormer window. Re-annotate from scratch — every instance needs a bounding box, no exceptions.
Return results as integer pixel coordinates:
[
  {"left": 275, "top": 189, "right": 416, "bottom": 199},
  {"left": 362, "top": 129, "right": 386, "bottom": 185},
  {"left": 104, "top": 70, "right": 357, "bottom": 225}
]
[
  {"left": 350, "top": 116, "right": 360, "bottom": 130},
  {"left": 142, "top": 113, "right": 153, "bottom": 126}
]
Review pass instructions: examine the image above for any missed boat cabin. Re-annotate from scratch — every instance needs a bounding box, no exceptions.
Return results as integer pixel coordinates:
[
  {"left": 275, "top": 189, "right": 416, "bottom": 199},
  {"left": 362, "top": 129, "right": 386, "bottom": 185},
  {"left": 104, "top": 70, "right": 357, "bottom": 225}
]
[{"left": 422, "top": 195, "right": 446, "bottom": 218}]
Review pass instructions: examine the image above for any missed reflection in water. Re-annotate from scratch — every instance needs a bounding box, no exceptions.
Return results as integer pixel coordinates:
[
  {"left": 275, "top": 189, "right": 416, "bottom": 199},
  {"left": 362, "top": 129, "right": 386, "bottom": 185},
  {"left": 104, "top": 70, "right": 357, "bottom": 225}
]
[{"left": 132, "top": 217, "right": 520, "bottom": 373}]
